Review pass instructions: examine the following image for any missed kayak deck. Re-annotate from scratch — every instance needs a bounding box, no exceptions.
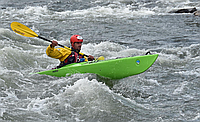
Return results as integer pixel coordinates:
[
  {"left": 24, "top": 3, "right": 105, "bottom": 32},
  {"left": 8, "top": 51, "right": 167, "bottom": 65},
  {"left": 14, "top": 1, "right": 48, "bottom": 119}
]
[{"left": 35, "top": 54, "right": 158, "bottom": 79}]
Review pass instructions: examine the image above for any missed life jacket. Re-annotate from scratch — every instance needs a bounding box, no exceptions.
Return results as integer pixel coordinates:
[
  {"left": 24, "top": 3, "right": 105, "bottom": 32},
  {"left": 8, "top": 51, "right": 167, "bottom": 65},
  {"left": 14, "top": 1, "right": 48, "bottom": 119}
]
[
  {"left": 64, "top": 51, "right": 84, "bottom": 64},
  {"left": 57, "top": 51, "right": 84, "bottom": 68}
]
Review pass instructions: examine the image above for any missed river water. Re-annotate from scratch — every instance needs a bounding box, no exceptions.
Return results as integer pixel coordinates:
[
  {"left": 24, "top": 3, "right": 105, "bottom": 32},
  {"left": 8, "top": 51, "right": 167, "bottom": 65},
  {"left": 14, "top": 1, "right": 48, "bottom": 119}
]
[{"left": 1, "top": 0, "right": 200, "bottom": 121}]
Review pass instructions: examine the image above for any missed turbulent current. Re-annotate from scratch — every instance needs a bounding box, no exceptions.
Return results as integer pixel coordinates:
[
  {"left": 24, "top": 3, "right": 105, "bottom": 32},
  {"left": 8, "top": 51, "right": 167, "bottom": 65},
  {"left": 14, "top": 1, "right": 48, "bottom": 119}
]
[{"left": 1, "top": 0, "right": 200, "bottom": 121}]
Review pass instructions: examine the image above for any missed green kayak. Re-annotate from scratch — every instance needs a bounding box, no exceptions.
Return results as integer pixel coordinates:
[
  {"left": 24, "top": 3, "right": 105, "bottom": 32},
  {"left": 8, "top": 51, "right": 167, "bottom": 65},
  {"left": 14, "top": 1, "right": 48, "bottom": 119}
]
[{"left": 35, "top": 54, "right": 158, "bottom": 79}]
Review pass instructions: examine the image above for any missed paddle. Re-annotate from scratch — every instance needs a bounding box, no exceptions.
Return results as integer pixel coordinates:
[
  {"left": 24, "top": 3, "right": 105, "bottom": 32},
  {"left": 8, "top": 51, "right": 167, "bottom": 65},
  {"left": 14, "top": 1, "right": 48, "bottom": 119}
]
[{"left": 10, "top": 22, "right": 104, "bottom": 60}]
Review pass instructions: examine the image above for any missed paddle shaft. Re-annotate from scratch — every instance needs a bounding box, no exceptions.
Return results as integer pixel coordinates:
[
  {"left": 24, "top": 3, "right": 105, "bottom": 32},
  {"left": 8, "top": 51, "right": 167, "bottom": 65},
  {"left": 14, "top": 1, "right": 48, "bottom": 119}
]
[{"left": 38, "top": 35, "right": 66, "bottom": 48}]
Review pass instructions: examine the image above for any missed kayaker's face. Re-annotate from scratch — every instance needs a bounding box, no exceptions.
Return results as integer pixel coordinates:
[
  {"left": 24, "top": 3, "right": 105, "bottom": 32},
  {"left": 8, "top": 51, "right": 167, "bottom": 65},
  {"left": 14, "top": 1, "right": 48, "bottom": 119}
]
[{"left": 74, "top": 42, "right": 82, "bottom": 51}]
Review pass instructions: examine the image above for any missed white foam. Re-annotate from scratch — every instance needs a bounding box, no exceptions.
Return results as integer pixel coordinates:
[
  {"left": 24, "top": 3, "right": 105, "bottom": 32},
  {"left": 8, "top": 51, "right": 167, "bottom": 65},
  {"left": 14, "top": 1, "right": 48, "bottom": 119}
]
[
  {"left": 82, "top": 41, "right": 149, "bottom": 59},
  {"left": 56, "top": 5, "right": 155, "bottom": 19},
  {"left": 161, "top": 0, "right": 189, "bottom": 2},
  {"left": 23, "top": 77, "right": 149, "bottom": 120},
  {"left": 192, "top": 113, "right": 200, "bottom": 121},
  {"left": 1, "top": 0, "right": 197, "bottom": 23},
  {"left": 173, "top": 81, "right": 188, "bottom": 94}
]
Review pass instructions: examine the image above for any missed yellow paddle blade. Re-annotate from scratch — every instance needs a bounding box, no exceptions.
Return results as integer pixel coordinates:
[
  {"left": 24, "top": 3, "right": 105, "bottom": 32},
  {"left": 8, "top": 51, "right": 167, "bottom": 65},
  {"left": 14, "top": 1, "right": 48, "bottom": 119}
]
[
  {"left": 11, "top": 22, "right": 38, "bottom": 37},
  {"left": 97, "top": 56, "right": 105, "bottom": 61}
]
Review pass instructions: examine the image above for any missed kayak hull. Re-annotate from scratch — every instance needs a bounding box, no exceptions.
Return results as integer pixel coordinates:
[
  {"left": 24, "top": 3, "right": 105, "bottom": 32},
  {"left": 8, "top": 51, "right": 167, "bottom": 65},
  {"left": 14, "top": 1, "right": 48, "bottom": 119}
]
[{"left": 35, "top": 54, "right": 158, "bottom": 79}]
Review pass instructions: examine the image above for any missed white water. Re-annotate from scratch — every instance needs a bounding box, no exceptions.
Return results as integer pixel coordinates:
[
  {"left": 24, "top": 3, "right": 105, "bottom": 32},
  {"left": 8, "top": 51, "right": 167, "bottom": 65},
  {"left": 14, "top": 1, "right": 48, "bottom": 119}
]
[{"left": 1, "top": 0, "right": 200, "bottom": 121}]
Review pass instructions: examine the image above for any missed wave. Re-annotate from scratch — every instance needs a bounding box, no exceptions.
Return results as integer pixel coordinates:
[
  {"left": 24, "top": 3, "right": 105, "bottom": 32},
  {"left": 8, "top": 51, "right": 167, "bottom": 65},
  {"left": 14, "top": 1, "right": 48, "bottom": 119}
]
[
  {"left": 1, "top": 0, "right": 199, "bottom": 24},
  {"left": 22, "top": 77, "right": 152, "bottom": 121}
]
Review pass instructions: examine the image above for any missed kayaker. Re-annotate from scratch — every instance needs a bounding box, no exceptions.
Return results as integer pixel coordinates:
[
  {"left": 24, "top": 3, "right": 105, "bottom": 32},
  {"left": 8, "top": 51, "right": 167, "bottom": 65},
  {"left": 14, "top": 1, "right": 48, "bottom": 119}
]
[{"left": 46, "top": 35, "right": 94, "bottom": 68}]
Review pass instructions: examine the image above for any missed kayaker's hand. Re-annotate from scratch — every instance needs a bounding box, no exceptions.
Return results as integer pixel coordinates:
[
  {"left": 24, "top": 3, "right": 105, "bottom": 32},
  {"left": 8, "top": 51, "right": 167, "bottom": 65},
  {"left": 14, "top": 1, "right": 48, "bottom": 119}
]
[
  {"left": 88, "top": 55, "right": 94, "bottom": 61},
  {"left": 51, "top": 40, "right": 58, "bottom": 47}
]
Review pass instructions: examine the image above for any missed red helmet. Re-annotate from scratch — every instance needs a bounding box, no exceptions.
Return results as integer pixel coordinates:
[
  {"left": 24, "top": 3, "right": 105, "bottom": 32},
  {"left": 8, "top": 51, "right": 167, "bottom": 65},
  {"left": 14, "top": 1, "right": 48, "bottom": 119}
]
[{"left": 70, "top": 35, "right": 83, "bottom": 49}]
